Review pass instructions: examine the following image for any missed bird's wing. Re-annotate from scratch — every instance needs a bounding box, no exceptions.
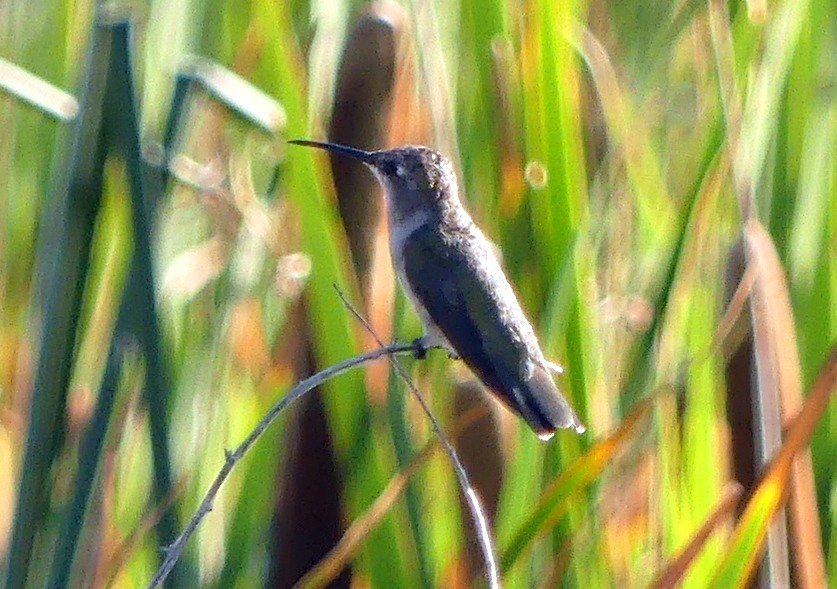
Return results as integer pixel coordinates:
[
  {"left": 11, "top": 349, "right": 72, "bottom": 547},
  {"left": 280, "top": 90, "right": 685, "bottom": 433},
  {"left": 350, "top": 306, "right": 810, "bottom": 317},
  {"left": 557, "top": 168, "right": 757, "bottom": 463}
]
[{"left": 401, "top": 224, "right": 581, "bottom": 435}]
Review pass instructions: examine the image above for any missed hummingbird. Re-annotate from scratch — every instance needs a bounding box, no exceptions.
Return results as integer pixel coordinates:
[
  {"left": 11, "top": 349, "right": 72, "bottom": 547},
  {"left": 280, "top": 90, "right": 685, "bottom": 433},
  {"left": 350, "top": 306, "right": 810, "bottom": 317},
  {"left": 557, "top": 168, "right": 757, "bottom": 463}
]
[{"left": 289, "top": 139, "right": 585, "bottom": 439}]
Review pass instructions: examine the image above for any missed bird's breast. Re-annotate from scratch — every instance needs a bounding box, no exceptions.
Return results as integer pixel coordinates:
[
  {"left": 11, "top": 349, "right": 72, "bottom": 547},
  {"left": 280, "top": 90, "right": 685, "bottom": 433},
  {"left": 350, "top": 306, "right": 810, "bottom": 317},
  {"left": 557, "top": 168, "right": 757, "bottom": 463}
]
[{"left": 387, "top": 210, "right": 432, "bottom": 272}]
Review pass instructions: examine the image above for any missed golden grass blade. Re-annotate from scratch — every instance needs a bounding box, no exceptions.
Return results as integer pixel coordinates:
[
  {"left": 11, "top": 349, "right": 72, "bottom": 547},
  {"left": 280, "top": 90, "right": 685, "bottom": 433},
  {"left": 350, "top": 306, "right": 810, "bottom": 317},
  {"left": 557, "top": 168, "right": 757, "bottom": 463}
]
[
  {"left": 745, "top": 221, "right": 803, "bottom": 442},
  {"left": 293, "top": 406, "right": 487, "bottom": 589},
  {"left": 711, "top": 343, "right": 837, "bottom": 587},
  {"left": 292, "top": 450, "right": 422, "bottom": 589},
  {"left": 744, "top": 220, "right": 827, "bottom": 587},
  {"left": 648, "top": 483, "right": 743, "bottom": 589},
  {"left": 716, "top": 260, "right": 757, "bottom": 360},
  {"left": 500, "top": 398, "right": 653, "bottom": 573}
]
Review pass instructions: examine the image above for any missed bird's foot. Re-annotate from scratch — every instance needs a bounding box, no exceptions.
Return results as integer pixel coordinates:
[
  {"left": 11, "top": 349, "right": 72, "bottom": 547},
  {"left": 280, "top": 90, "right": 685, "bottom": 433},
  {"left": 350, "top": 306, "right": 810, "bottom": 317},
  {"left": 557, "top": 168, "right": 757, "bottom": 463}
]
[
  {"left": 412, "top": 337, "right": 430, "bottom": 360},
  {"left": 412, "top": 336, "right": 455, "bottom": 360}
]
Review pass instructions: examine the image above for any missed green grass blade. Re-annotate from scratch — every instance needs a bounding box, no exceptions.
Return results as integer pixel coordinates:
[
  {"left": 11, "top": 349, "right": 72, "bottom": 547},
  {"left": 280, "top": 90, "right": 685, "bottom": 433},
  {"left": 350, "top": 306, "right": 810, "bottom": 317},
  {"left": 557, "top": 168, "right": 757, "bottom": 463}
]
[
  {"left": 100, "top": 17, "right": 189, "bottom": 586},
  {"left": 46, "top": 339, "right": 125, "bottom": 588},
  {"left": 251, "top": 2, "right": 412, "bottom": 586},
  {"left": 500, "top": 399, "right": 651, "bottom": 572},
  {"left": 3, "top": 20, "right": 111, "bottom": 589}
]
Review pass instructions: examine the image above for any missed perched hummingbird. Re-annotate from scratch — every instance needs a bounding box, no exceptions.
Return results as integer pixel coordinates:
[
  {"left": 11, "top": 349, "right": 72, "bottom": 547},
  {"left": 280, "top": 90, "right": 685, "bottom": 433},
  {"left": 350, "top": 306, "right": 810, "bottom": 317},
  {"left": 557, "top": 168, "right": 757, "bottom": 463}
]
[{"left": 289, "top": 140, "right": 585, "bottom": 439}]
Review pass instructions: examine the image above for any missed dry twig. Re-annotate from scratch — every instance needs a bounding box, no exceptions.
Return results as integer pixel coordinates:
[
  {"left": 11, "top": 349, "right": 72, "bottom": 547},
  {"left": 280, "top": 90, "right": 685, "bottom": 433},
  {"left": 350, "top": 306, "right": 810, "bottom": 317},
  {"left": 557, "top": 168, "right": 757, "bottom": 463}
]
[{"left": 147, "top": 340, "right": 420, "bottom": 589}]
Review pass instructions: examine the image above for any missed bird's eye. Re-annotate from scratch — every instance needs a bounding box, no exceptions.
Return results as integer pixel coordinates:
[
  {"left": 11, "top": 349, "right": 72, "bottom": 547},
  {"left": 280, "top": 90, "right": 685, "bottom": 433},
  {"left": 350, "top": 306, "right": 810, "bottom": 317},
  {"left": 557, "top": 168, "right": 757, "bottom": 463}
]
[{"left": 395, "top": 165, "right": 407, "bottom": 177}]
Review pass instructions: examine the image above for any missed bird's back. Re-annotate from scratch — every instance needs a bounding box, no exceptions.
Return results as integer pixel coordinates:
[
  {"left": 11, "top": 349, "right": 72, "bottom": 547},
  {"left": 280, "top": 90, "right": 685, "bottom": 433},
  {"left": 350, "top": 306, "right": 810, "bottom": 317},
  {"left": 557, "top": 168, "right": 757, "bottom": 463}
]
[{"left": 398, "top": 220, "right": 583, "bottom": 436}]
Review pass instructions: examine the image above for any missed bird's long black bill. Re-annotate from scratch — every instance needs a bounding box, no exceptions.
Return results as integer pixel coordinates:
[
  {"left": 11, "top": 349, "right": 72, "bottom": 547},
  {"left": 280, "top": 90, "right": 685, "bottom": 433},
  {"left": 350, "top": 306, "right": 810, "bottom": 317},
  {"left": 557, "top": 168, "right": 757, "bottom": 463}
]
[{"left": 288, "top": 139, "right": 373, "bottom": 163}]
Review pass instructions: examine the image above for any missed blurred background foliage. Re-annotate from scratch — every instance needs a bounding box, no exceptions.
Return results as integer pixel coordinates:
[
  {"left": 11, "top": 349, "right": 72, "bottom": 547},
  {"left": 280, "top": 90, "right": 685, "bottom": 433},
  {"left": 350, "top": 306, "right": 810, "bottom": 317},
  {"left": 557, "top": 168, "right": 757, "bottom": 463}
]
[{"left": 0, "top": 0, "right": 836, "bottom": 587}]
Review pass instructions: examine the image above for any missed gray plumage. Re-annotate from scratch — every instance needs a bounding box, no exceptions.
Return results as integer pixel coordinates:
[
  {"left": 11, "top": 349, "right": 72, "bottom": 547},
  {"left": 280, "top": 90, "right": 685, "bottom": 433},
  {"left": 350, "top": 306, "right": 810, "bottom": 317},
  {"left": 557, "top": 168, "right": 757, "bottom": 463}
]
[{"left": 289, "top": 140, "right": 585, "bottom": 439}]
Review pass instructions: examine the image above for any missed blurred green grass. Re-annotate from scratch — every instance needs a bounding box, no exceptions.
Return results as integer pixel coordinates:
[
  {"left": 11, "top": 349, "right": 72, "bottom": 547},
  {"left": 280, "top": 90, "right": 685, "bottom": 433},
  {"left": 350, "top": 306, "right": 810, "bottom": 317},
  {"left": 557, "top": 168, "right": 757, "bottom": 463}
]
[{"left": 0, "top": 0, "right": 835, "bottom": 588}]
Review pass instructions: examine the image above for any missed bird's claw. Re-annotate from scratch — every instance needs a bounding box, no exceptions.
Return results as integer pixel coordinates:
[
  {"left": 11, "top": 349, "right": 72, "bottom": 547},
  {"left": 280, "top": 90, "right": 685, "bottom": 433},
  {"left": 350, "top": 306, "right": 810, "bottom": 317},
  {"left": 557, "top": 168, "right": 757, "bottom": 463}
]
[
  {"left": 412, "top": 336, "right": 457, "bottom": 360},
  {"left": 412, "top": 337, "right": 429, "bottom": 360}
]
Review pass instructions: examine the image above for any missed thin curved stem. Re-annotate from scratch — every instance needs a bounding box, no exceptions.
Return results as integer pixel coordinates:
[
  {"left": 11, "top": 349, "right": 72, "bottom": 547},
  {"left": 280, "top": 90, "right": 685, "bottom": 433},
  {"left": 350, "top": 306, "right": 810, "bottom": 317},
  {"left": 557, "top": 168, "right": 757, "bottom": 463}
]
[
  {"left": 335, "top": 287, "right": 501, "bottom": 589},
  {"left": 147, "top": 342, "right": 418, "bottom": 589}
]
